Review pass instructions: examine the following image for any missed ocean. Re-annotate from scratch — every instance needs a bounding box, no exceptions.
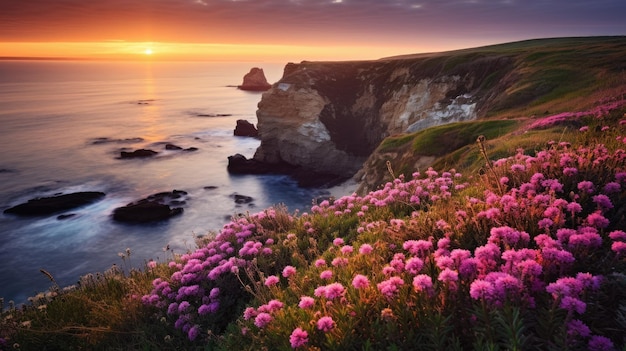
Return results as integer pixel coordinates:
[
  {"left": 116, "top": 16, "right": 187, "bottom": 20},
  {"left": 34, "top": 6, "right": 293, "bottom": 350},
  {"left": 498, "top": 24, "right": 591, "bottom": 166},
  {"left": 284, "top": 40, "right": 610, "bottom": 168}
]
[{"left": 0, "top": 60, "right": 352, "bottom": 304}]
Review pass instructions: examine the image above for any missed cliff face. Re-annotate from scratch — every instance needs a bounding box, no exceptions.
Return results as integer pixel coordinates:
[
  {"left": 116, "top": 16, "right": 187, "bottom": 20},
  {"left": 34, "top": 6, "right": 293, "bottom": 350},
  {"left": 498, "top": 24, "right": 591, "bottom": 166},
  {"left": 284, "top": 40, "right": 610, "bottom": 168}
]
[
  {"left": 253, "top": 55, "right": 514, "bottom": 178},
  {"left": 251, "top": 37, "right": 626, "bottom": 183}
]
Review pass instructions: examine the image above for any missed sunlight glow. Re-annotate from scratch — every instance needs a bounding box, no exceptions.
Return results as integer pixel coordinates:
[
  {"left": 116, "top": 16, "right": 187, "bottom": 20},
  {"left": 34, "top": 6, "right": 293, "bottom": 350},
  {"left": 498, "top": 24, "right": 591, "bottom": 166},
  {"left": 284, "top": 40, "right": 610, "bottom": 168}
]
[{"left": 144, "top": 48, "right": 153, "bottom": 55}]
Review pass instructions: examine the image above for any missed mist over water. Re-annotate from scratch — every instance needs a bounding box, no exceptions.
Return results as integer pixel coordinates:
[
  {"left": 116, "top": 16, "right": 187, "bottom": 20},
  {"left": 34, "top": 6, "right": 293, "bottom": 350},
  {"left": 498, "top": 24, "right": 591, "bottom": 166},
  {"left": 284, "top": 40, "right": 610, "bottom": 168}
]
[{"left": 0, "top": 60, "right": 353, "bottom": 304}]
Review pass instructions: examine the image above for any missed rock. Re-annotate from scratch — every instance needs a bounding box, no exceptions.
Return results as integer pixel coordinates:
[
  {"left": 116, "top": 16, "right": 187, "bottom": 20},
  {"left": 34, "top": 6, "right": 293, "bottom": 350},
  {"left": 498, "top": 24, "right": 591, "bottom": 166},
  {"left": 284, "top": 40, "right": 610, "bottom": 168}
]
[
  {"left": 227, "top": 153, "right": 348, "bottom": 188},
  {"left": 183, "top": 147, "right": 198, "bottom": 152},
  {"left": 234, "top": 119, "right": 259, "bottom": 137},
  {"left": 90, "top": 137, "right": 144, "bottom": 145},
  {"left": 120, "top": 149, "right": 158, "bottom": 159},
  {"left": 4, "top": 192, "right": 106, "bottom": 216},
  {"left": 165, "top": 143, "right": 183, "bottom": 150},
  {"left": 112, "top": 190, "right": 187, "bottom": 223},
  {"left": 204, "top": 186, "right": 218, "bottom": 190},
  {"left": 238, "top": 67, "right": 272, "bottom": 91},
  {"left": 231, "top": 194, "right": 254, "bottom": 204}
]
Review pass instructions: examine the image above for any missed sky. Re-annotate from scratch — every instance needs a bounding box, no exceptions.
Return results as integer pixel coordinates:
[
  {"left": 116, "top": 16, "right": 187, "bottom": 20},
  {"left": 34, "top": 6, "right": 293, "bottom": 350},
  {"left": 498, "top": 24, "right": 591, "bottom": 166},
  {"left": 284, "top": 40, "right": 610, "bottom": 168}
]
[{"left": 1, "top": 0, "right": 625, "bottom": 62}]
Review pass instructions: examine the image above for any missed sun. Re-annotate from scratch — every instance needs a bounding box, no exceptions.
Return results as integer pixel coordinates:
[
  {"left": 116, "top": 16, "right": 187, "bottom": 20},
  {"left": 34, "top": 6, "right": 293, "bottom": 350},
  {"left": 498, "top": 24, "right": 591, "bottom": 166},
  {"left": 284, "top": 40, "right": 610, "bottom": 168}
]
[{"left": 144, "top": 48, "right": 153, "bottom": 55}]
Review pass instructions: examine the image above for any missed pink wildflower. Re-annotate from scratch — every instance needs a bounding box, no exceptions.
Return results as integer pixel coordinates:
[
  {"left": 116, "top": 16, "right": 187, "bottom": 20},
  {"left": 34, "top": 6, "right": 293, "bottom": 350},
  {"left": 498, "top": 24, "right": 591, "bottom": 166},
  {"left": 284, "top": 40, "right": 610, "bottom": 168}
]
[
  {"left": 586, "top": 212, "right": 610, "bottom": 228},
  {"left": 298, "top": 296, "right": 315, "bottom": 309},
  {"left": 412, "top": 274, "right": 433, "bottom": 293},
  {"left": 359, "top": 244, "right": 373, "bottom": 254},
  {"left": 254, "top": 312, "right": 272, "bottom": 328},
  {"left": 567, "top": 319, "right": 591, "bottom": 338},
  {"left": 405, "top": 257, "right": 424, "bottom": 275},
  {"left": 377, "top": 277, "right": 405, "bottom": 298},
  {"left": 316, "top": 316, "right": 335, "bottom": 332},
  {"left": 352, "top": 274, "right": 370, "bottom": 289},
  {"left": 579, "top": 126, "right": 589, "bottom": 132},
  {"left": 438, "top": 268, "right": 459, "bottom": 283},
  {"left": 333, "top": 238, "right": 344, "bottom": 246},
  {"left": 264, "top": 275, "right": 279, "bottom": 287},
  {"left": 289, "top": 328, "right": 309, "bottom": 349},
  {"left": 282, "top": 265, "right": 297, "bottom": 278},
  {"left": 469, "top": 279, "right": 495, "bottom": 301},
  {"left": 320, "top": 270, "right": 333, "bottom": 280},
  {"left": 314, "top": 259, "right": 327, "bottom": 267},
  {"left": 577, "top": 180, "right": 595, "bottom": 194},
  {"left": 612, "top": 241, "right": 626, "bottom": 256},
  {"left": 341, "top": 245, "right": 354, "bottom": 255},
  {"left": 322, "top": 282, "right": 345, "bottom": 300}
]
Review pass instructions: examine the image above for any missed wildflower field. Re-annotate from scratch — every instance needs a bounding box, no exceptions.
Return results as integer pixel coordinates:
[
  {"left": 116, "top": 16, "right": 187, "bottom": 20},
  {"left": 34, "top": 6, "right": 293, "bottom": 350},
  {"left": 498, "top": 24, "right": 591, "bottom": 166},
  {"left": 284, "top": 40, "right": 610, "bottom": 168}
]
[{"left": 2, "top": 101, "right": 626, "bottom": 350}]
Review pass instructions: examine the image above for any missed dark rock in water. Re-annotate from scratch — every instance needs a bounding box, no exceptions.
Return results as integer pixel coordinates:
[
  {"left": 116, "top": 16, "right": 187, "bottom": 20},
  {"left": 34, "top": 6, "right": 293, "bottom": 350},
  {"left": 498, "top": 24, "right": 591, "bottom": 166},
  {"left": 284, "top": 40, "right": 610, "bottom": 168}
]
[
  {"left": 120, "top": 149, "right": 158, "bottom": 159},
  {"left": 231, "top": 194, "right": 254, "bottom": 204},
  {"left": 4, "top": 192, "right": 106, "bottom": 216},
  {"left": 204, "top": 186, "right": 218, "bottom": 190},
  {"left": 238, "top": 67, "right": 272, "bottom": 91},
  {"left": 165, "top": 143, "right": 183, "bottom": 150},
  {"left": 57, "top": 213, "right": 76, "bottom": 220},
  {"left": 90, "top": 137, "right": 144, "bottom": 145},
  {"left": 234, "top": 119, "right": 259, "bottom": 137},
  {"left": 112, "top": 190, "right": 187, "bottom": 223},
  {"left": 183, "top": 147, "right": 199, "bottom": 152},
  {"left": 227, "top": 153, "right": 348, "bottom": 188},
  {"left": 227, "top": 153, "right": 275, "bottom": 174}
]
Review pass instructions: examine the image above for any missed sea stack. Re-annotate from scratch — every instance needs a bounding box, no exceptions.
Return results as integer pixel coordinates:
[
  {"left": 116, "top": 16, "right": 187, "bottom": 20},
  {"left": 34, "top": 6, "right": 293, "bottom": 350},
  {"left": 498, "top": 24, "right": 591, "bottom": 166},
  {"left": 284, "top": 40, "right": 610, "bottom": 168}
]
[{"left": 238, "top": 67, "right": 272, "bottom": 91}]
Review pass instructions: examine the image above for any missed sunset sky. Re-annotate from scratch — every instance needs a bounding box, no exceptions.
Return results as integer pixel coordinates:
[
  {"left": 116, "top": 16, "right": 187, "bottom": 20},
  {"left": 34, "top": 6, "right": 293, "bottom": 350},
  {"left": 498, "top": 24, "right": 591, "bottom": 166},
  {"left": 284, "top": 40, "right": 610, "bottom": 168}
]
[{"left": 1, "top": 0, "right": 625, "bottom": 62}]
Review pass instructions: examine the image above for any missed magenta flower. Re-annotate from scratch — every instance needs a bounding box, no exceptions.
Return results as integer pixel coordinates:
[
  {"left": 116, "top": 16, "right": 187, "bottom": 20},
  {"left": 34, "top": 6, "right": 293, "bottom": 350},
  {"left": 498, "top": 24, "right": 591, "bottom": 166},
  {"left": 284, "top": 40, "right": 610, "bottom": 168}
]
[
  {"left": 577, "top": 180, "right": 596, "bottom": 194},
  {"left": 314, "top": 259, "right": 327, "bottom": 267},
  {"left": 320, "top": 270, "right": 333, "bottom": 280},
  {"left": 298, "top": 296, "right": 315, "bottom": 309},
  {"left": 282, "top": 265, "right": 297, "bottom": 278},
  {"left": 612, "top": 241, "right": 626, "bottom": 256},
  {"left": 567, "top": 319, "right": 591, "bottom": 338},
  {"left": 377, "top": 277, "right": 405, "bottom": 299},
  {"left": 254, "top": 312, "right": 272, "bottom": 328},
  {"left": 352, "top": 274, "right": 370, "bottom": 289},
  {"left": 588, "top": 335, "right": 614, "bottom": 351},
  {"left": 560, "top": 296, "right": 586, "bottom": 314},
  {"left": 187, "top": 325, "right": 200, "bottom": 341},
  {"left": 321, "top": 282, "right": 345, "bottom": 300},
  {"left": 243, "top": 307, "right": 257, "bottom": 320},
  {"left": 405, "top": 257, "right": 424, "bottom": 275},
  {"left": 317, "top": 316, "right": 336, "bottom": 332},
  {"left": 264, "top": 275, "right": 279, "bottom": 287},
  {"left": 289, "top": 328, "right": 309, "bottom": 348},
  {"left": 359, "top": 244, "right": 373, "bottom": 254},
  {"left": 470, "top": 279, "right": 495, "bottom": 301},
  {"left": 333, "top": 238, "right": 345, "bottom": 246},
  {"left": 412, "top": 274, "right": 433, "bottom": 293},
  {"left": 586, "top": 212, "right": 610, "bottom": 228}
]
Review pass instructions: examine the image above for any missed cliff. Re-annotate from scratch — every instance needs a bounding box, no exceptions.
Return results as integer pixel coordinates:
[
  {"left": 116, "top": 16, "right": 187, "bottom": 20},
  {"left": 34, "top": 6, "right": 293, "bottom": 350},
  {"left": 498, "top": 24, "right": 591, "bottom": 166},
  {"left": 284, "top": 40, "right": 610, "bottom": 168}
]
[{"left": 250, "top": 36, "right": 626, "bottom": 187}]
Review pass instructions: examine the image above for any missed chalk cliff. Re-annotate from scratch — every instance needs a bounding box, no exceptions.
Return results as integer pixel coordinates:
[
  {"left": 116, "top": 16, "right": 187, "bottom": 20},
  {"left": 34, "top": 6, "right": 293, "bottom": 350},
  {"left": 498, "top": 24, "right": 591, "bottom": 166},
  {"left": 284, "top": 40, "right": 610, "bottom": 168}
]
[{"left": 252, "top": 54, "right": 513, "bottom": 178}]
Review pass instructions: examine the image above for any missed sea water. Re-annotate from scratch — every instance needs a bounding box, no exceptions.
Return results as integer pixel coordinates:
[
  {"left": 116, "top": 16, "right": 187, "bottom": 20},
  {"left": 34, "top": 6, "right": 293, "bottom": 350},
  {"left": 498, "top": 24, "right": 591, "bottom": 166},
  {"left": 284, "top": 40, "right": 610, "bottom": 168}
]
[{"left": 0, "top": 60, "right": 352, "bottom": 304}]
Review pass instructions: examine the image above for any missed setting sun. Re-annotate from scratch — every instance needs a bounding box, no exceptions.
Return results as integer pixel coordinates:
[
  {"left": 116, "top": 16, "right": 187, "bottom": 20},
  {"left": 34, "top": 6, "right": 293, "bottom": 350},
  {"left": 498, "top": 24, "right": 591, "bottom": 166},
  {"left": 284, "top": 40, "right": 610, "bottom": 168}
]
[{"left": 144, "top": 48, "right": 153, "bottom": 55}]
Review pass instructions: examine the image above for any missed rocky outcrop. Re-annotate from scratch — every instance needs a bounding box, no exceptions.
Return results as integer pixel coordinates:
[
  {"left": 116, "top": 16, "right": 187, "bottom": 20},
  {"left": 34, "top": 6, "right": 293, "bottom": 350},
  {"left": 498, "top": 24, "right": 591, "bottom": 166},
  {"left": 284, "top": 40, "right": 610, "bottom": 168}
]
[
  {"left": 234, "top": 119, "right": 259, "bottom": 137},
  {"left": 4, "top": 192, "right": 106, "bottom": 216},
  {"left": 252, "top": 55, "right": 514, "bottom": 180},
  {"left": 238, "top": 67, "right": 272, "bottom": 91},
  {"left": 112, "top": 190, "right": 187, "bottom": 223},
  {"left": 120, "top": 149, "right": 158, "bottom": 159}
]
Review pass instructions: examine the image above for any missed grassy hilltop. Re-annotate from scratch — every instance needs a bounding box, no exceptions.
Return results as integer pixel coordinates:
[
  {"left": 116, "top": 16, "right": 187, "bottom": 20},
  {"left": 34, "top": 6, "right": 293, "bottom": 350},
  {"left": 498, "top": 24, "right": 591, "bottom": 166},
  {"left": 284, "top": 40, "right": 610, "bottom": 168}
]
[{"left": 1, "top": 37, "right": 626, "bottom": 350}]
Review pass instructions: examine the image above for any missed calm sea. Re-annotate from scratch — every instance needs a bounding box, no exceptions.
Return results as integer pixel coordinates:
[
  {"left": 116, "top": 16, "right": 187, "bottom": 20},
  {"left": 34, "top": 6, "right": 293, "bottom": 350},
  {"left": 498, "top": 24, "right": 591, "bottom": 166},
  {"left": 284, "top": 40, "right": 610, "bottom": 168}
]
[{"left": 0, "top": 60, "right": 352, "bottom": 304}]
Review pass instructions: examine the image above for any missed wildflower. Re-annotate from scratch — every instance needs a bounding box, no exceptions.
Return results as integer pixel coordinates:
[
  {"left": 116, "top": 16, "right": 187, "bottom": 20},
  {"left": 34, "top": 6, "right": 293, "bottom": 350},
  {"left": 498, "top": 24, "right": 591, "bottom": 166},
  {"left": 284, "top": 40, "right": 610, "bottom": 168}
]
[
  {"left": 567, "top": 319, "right": 591, "bottom": 338},
  {"left": 341, "top": 245, "right": 354, "bottom": 255},
  {"left": 333, "top": 238, "right": 345, "bottom": 246},
  {"left": 405, "top": 257, "right": 424, "bottom": 275},
  {"left": 470, "top": 279, "right": 495, "bottom": 301},
  {"left": 188, "top": 325, "right": 200, "bottom": 341},
  {"left": 577, "top": 180, "right": 595, "bottom": 194},
  {"left": 254, "top": 312, "right": 273, "bottom": 328},
  {"left": 264, "top": 275, "right": 279, "bottom": 287},
  {"left": 603, "top": 182, "right": 621, "bottom": 194},
  {"left": 511, "top": 164, "right": 526, "bottom": 172},
  {"left": 331, "top": 257, "right": 349, "bottom": 267},
  {"left": 588, "top": 335, "right": 614, "bottom": 351},
  {"left": 352, "top": 274, "right": 370, "bottom": 289},
  {"left": 593, "top": 194, "right": 613, "bottom": 210},
  {"left": 359, "top": 244, "right": 373, "bottom": 254},
  {"left": 586, "top": 212, "right": 610, "bottom": 228},
  {"left": 298, "top": 296, "right": 315, "bottom": 309},
  {"left": 579, "top": 126, "right": 589, "bottom": 132},
  {"left": 560, "top": 296, "right": 586, "bottom": 314},
  {"left": 320, "top": 270, "right": 333, "bottom": 280},
  {"left": 282, "top": 265, "right": 297, "bottom": 278},
  {"left": 612, "top": 241, "right": 626, "bottom": 256},
  {"left": 289, "top": 328, "right": 309, "bottom": 349},
  {"left": 377, "top": 276, "right": 405, "bottom": 298},
  {"left": 563, "top": 167, "right": 578, "bottom": 176},
  {"left": 317, "top": 316, "right": 335, "bottom": 332},
  {"left": 267, "top": 299, "right": 284, "bottom": 312},
  {"left": 314, "top": 259, "right": 327, "bottom": 267},
  {"left": 243, "top": 307, "right": 257, "bottom": 320},
  {"left": 412, "top": 274, "right": 433, "bottom": 293},
  {"left": 403, "top": 239, "right": 432, "bottom": 256},
  {"left": 322, "top": 282, "right": 345, "bottom": 300}
]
